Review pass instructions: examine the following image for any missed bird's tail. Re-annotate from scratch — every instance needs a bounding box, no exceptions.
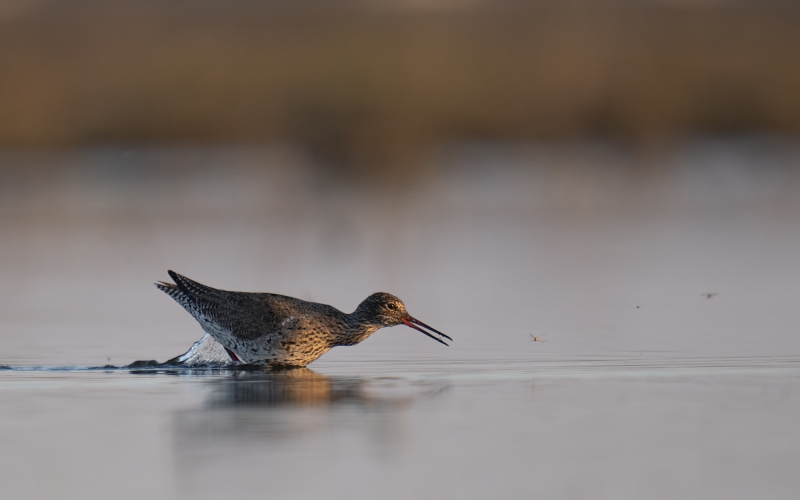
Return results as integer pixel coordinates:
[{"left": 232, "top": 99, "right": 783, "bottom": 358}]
[
  {"left": 155, "top": 271, "right": 208, "bottom": 315},
  {"left": 155, "top": 279, "right": 180, "bottom": 296},
  {"left": 161, "top": 270, "right": 216, "bottom": 298},
  {"left": 155, "top": 276, "right": 191, "bottom": 303}
]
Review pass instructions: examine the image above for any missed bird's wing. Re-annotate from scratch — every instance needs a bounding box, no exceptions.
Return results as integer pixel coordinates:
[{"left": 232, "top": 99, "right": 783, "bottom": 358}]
[
  {"left": 202, "top": 291, "right": 302, "bottom": 340},
  {"left": 165, "top": 271, "right": 301, "bottom": 340}
]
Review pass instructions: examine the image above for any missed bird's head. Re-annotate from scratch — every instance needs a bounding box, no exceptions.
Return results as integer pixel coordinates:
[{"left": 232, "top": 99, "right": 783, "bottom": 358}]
[{"left": 355, "top": 292, "right": 452, "bottom": 346}]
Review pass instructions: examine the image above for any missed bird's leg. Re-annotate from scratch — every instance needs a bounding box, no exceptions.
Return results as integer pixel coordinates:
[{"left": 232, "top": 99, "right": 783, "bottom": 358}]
[{"left": 224, "top": 348, "right": 241, "bottom": 363}]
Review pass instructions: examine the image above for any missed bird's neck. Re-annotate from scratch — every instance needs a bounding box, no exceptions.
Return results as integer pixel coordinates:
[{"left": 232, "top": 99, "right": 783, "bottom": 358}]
[{"left": 338, "top": 314, "right": 382, "bottom": 346}]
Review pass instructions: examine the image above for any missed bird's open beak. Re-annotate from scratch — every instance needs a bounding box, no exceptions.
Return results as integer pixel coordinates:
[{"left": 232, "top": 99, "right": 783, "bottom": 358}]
[{"left": 402, "top": 316, "right": 452, "bottom": 346}]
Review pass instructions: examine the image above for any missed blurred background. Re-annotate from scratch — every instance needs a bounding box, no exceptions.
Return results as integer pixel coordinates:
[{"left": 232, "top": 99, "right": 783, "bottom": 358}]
[
  {"left": 2, "top": 0, "right": 800, "bottom": 363},
  {"left": 3, "top": 0, "right": 800, "bottom": 152}
]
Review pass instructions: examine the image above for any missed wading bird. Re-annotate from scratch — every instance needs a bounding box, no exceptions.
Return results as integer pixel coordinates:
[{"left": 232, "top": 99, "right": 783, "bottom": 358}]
[{"left": 157, "top": 271, "right": 450, "bottom": 367}]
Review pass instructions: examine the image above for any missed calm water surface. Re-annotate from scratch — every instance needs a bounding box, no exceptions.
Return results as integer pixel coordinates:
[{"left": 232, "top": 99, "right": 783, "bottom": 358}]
[
  {"left": 2, "top": 139, "right": 800, "bottom": 498},
  {"left": 2, "top": 360, "right": 800, "bottom": 499}
]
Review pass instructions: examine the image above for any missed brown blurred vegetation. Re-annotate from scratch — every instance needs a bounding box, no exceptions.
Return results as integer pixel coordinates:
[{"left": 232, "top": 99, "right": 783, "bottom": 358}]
[{"left": 1, "top": 0, "right": 799, "bottom": 164}]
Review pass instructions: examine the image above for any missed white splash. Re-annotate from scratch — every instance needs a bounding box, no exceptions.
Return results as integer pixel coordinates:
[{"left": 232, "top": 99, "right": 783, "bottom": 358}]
[{"left": 174, "top": 333, "right": 235, "bottom": 366}]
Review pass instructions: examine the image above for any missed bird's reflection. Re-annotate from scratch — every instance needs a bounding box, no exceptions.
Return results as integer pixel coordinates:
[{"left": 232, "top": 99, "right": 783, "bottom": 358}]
[
  {"left": 205, "top": 367, "right": 365, "bottom": 406},
  {"left": 172, "top": 368, "right": 446, "bottom": 498},
  {"left": 174, "top": 367, "right": 447, "bottom": 443}
]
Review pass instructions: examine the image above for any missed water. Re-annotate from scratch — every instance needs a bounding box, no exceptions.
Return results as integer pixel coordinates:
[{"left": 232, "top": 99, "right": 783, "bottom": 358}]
[
  {"left": 2, "top": 138, "right": 800, "bottom": 498},
  {"left": 3, "top": 361, "right": 800, "bottom": 499}
]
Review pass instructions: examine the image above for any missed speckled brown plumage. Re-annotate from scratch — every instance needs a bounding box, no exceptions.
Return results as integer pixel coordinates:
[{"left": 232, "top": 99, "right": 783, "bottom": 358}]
[{"left": 156, "top": 270, "right": 450, "bottom": 367}]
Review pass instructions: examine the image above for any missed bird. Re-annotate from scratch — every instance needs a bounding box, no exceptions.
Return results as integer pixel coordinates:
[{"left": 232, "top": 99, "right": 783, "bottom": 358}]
[{"left": 156, "top": 270, "right": 451, "bottom": 367}]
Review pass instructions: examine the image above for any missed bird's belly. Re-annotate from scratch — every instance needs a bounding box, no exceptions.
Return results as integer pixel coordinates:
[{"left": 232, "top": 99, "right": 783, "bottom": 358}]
[{"left": 200, "top": 321, "right": 331, "bottom": 366}]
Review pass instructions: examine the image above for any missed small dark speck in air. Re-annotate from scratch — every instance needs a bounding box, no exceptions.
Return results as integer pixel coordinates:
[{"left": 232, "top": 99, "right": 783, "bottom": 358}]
[
  {"left": 529, "top": 334, "right": 547, "bottom": 343},
  {"left": 704, "top": 293, "right": 718, "bottom": 299},
  {"left": 636, "top": 306, "right": 640, "bottom": 309}
]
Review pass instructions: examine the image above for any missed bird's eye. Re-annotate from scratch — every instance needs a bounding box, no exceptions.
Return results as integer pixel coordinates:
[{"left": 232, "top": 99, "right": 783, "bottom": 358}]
[{"left": 387, "top": 303, "right": 397, "bottom": 310}]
